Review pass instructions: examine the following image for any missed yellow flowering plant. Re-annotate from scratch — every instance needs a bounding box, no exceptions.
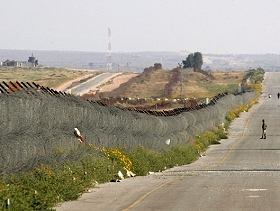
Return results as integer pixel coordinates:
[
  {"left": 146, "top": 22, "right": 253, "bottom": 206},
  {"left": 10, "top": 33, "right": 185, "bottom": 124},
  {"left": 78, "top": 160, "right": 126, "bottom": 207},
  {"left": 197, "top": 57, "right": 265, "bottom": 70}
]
[{"left": 100, "top": 147, "right": 133, "bottom": 171}]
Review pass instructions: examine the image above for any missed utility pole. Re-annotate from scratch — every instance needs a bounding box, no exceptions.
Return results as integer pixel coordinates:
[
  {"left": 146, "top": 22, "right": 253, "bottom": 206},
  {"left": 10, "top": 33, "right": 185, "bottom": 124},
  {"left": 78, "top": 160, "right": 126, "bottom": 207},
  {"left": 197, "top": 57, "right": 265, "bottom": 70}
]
[
  {"left": 107, "top": 28, "right": 112, "bottom": 71},
  {"left": 180, "top": 64, "right": 183, "bottom": 99}
]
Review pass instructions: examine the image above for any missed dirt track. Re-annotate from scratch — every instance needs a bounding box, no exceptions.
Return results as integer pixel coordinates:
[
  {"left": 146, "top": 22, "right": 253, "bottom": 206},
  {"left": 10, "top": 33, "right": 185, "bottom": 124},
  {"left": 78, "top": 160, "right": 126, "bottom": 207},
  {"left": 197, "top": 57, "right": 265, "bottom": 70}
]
[{"left": 98, "top": 73, "right": 138, "bottom": 92}]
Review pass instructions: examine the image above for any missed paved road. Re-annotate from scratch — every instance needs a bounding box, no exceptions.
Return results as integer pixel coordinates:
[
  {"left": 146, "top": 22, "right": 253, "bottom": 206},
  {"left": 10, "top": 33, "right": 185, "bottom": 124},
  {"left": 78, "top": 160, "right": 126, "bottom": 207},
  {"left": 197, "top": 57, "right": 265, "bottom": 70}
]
[
  {"left": 55, "top": 72, "right": 280, "bottom": 211},
  {"left": 66, "top": 72, "right": 121, "bottom": 96}
]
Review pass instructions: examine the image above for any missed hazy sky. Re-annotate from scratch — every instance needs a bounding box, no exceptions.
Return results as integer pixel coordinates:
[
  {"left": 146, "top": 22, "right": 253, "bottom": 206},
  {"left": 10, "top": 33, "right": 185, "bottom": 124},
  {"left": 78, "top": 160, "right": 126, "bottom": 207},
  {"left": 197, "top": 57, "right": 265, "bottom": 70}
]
[{"left": 1, "top": 0, "right": 280, "bottom": 54}]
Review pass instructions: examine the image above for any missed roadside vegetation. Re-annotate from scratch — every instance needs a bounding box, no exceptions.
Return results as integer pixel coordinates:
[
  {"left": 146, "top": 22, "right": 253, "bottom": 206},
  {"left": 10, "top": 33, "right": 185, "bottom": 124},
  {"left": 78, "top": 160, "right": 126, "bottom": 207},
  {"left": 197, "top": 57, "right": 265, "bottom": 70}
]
[
  {"left": 0, "top": 68, "right": 264, "bottom": 210},
  {"left": 0, "top": 126, "right": 227, "bottom": 210},
  {"left": 246, "top": 67, "right": 265, "bottom": 95}
]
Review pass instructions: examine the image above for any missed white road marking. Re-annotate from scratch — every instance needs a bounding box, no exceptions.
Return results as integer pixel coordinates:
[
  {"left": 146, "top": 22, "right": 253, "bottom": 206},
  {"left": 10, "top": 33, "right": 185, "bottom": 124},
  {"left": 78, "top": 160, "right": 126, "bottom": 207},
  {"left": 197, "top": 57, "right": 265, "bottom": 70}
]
[{"left": 241, "top": 189, "right": 267, "bottom": 191}]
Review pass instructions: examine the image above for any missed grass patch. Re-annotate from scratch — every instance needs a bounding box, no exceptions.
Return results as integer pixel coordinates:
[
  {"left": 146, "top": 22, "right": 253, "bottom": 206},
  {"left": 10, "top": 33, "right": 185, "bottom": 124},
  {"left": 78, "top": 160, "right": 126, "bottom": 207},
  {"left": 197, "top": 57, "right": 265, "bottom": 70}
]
[{"left": 0, "top": 67, "right": 97, "bottom": 89}]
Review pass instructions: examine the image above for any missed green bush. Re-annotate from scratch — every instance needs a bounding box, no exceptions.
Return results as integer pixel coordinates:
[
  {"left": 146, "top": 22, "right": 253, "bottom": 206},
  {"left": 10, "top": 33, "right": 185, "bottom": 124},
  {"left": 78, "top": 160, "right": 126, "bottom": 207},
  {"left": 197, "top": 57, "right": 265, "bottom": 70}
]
[{"left": 0, "top": 94, "right": 261, "bottom": 210}]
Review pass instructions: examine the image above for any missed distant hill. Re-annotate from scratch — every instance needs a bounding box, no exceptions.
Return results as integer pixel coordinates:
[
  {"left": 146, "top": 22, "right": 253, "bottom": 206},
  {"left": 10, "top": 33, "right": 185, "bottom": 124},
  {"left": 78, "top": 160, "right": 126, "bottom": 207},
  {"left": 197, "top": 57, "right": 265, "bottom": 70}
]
[{"left": 0, "top": 49, "right": 280, "bottom": 72}]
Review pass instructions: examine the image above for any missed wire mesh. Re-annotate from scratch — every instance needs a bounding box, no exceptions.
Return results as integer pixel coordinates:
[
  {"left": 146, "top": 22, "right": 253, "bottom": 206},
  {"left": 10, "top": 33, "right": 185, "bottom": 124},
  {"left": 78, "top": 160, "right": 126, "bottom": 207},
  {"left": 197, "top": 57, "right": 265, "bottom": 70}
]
[{"left": 0, "top": 82, "right": 257, "bottom": 174}]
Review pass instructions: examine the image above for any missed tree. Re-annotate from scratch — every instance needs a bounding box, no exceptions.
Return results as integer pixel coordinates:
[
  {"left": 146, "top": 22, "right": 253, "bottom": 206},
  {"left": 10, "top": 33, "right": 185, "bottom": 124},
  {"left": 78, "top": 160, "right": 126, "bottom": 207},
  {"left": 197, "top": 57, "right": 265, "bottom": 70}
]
[
  {"left": 154, "top": 63, "right": 162, "bottom": 69},
  {"left": 182, "top": 54, "right": 194, "bottom": 68},
  {"left": 193, "top": 52, "right": 203, "bottom": 70},
  {"left": 182, "top": 52, "right": 203, "bottom": 70}
]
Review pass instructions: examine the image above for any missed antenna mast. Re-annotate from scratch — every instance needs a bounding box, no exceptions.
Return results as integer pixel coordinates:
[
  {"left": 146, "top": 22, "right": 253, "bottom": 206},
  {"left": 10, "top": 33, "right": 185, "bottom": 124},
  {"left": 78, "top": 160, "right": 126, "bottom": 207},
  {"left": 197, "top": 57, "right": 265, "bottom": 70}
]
[{"left": 107, "top": 28, "right": 112, "bottom": 71}]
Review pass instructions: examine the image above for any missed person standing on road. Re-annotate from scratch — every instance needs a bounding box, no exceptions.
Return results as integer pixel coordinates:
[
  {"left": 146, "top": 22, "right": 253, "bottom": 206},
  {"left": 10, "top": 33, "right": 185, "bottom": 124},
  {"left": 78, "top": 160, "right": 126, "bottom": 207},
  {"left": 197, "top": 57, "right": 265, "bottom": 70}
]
[
  {"left": 261, "top": 119, "right": 267, "bottom": 139},
  {"left": 278, "top": 92, "right": 280, "bottom": 99}
]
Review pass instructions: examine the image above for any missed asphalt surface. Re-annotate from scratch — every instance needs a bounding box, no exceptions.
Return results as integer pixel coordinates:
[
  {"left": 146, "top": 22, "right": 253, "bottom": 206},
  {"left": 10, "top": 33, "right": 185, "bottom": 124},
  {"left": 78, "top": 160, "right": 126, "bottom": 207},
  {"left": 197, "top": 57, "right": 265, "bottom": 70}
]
[
  {"left": 66, "top": 72, "right": 121, "bottom": 95},
  {"left": 55, "top": 72, "right": 280, "bottom": 211}
]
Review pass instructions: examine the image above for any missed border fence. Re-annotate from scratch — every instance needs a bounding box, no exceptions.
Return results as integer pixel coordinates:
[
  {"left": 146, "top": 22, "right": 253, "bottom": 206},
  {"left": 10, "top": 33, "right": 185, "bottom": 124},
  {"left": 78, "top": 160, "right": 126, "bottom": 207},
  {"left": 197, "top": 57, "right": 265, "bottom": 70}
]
[{"left": 0, "top": 81, "right": 257, "bottom": 174}]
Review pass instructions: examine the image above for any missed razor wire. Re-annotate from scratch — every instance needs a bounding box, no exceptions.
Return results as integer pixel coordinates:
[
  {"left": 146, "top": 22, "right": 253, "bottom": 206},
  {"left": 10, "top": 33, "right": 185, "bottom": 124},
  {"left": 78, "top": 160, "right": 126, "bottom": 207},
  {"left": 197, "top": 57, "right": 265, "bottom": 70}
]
[{"left": 0, "top": 82, "right": 257, "bottom": 175}]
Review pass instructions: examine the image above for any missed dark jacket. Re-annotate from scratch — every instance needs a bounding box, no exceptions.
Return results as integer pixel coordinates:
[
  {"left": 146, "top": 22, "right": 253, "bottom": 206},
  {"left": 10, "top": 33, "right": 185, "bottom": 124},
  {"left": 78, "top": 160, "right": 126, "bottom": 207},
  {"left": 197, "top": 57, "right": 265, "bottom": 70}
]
[{"left": 262, "top": 122, "right": 267, "bottom": 130}]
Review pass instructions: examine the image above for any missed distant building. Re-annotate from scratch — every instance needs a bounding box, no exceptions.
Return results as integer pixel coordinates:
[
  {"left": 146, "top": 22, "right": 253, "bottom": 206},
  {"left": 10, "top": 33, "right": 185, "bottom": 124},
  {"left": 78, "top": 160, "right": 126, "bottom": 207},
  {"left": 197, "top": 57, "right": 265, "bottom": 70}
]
[{"left": 1, "top": 54, "right": 38, "bottom": 67}]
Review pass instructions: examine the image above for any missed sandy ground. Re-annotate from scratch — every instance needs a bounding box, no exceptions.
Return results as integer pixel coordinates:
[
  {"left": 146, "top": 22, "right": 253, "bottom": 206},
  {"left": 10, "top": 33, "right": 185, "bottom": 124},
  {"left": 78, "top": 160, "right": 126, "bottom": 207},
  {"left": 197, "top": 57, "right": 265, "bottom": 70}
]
[
  {"left": 55, "top": 74, "right": 94, "bottom": 92},
  {"left": 98, "top": 73, "right": 138, "bottom": 92},
  {"left": 55, "top": 73, "right": 138, "bottom": 94}
]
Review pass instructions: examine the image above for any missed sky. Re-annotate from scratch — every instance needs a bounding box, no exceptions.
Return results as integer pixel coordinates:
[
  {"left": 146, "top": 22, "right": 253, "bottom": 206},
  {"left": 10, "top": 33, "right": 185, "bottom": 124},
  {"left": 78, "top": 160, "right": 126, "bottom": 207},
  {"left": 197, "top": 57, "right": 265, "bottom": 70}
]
[{"left": 1, "top": 0, "right": 280, "bottom": 54}]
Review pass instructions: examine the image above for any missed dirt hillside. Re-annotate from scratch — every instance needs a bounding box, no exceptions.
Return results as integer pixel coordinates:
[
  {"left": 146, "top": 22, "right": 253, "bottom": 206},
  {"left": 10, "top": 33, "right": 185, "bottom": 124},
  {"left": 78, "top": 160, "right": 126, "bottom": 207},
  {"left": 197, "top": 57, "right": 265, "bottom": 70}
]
[{"left": 98, "top": 67, "right": 247, "bottom": 99}]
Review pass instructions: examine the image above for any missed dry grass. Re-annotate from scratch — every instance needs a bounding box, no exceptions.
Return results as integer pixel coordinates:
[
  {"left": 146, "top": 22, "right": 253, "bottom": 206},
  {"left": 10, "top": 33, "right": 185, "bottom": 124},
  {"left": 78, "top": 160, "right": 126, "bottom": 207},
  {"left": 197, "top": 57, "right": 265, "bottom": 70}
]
[
  {"left": 124, "top": 69, "right": 171, "bottom": 98},
  {"left": 100, "top": 68, "right": 247, "bottom": 99},
  {"left": 0, "top": 67, "right": 247, "bottom": 99},
  {"left": 180, "top": 70, "right": 247, "bottom": 98},
  {"left": 98, "top": 73, "right": 138, "bottom": 92},
  {"left": 0, "top": 67, "right": 95, "bottom": 89}
]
